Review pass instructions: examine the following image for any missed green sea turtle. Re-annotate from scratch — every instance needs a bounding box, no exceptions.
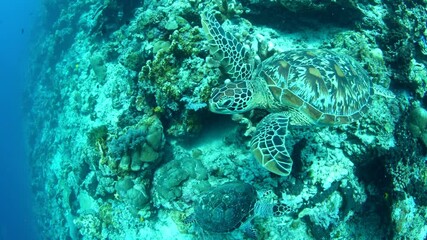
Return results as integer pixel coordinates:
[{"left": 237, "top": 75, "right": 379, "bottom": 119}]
[
  {"left": 185, "top": 182, "right": 289, "bottom": 238},
  {"left": 201, "top": 12, "right": 393, "bottom": 176}
]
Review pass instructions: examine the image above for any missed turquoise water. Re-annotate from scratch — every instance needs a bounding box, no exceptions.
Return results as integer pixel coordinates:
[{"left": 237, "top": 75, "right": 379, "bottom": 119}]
[
  {"left": 0, "top": 0, "right": 40, "bottom": 239},
  {"left": 5, "top": 0, "right": 427, "bottom": 239}
]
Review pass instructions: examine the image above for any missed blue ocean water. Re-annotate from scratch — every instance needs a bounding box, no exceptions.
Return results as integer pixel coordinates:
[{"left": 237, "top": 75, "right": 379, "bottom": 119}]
[{"left": 0, "top": 0, "right": 40, "bottom": 239}]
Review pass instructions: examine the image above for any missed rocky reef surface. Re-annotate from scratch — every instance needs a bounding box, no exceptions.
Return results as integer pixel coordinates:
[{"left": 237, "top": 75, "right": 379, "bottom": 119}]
[{"left": 26, "top": 0, "right": 427, "bottom": 239}]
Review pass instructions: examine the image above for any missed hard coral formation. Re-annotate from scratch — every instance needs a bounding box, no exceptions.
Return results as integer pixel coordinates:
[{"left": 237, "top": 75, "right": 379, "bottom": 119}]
[
  {"left": 108, "top": 115, "right": 165, "bottom": 172},
  {"left": 135, "top": 9, "right": 215, "bottom": 137},
  {"left": 90, "top": 53, "right": 107, "bottom": 82},
  {"left": 153, "top": 155, "right": 209, "bottom": 209},
  {"left": 115, "top": 176, "right": 150, "bottom": 214},
  {"left": 408, "top": 102, "right": 427, "bottom": 147},
  {"left": 408, "top": 59, "right": 427, "bottom": 98},
  {"left": 392, "top": 196, "right": 427, "bottom": 239}
]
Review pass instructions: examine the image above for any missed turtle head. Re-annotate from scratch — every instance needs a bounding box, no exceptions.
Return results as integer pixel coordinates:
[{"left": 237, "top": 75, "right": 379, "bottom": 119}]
[{"left": 209, "top": 80, "right": 256, "bottom": 114}]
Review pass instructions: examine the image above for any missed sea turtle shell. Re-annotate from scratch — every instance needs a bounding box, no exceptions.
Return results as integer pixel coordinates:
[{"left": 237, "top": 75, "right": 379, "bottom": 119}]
[
  {"left": 258, "top": 49, "right": 373, "bottom": 125},
  {"left": 194, "top": 182, "right": 257, "bottom": 233}
]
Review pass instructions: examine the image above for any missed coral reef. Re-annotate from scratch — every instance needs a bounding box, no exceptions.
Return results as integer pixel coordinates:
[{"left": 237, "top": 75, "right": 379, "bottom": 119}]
[
  {"left": 152, "top": 153, "right": 209, "bottom": 210},
  {"left": 408, "top": 102, "right": 427, "bottom": 147},
  {"left": 108, "top": 115, "right": 165, "bottom": 172},
  {"left": 25, "top": 0, "right": 427, "bottom": 239},
  {"left": 115, "top": 176, "right": 150, "bottom": 213}
]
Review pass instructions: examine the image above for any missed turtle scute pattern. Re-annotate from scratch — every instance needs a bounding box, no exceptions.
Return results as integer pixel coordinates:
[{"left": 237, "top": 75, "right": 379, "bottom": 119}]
[
  {"left": 201, "top": 11, "right": 254, "bottom": 81},
  {"left": 250, "top": 113, "right": 292, "bottom": 176},
  {"left": 194, "top": 181, "right": 257, "bottom": 233},
  {"left": 259, "top": 49, "right": 374, "bottom": 125}
]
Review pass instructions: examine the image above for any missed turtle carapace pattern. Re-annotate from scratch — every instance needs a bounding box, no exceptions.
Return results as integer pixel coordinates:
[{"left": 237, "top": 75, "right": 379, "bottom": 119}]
[{"left": 194, "top": 182, "right": 257, "bottom": 233}]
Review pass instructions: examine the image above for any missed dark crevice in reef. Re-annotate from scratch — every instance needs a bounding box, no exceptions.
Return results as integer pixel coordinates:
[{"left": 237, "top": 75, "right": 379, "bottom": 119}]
[
  {"left": 355, "top": 156, "right": 393, "bottom": 239},
  {"left": 240, "top": 1, "right": 362, "bottom": 31}
]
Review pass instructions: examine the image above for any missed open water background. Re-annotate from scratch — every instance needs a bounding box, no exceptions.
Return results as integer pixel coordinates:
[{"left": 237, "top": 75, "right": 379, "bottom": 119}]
[{"left": 0, "top": 0, "right": 40, "bottom": 239}]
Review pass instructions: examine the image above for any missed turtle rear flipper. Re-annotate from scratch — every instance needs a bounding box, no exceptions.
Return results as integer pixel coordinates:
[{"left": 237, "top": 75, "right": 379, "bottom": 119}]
[
  {"left": 373, "top": 84, "right": 395, "bottom": 99},
  {"left": 250, "top": 113, "right": 293, "bottom": 176},
  {"left": 201, "top": 11, "right": 254, "bottom": 80}
]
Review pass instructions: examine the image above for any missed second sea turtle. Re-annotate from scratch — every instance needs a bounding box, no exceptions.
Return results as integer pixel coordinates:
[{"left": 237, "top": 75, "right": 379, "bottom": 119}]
[{"left": 186, "top": 181, "right": 289, "bottom": 238}]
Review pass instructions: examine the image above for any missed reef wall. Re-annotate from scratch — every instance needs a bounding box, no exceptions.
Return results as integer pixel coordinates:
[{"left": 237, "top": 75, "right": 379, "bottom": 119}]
[{"left": 26, "top": 0, "right": 427, "bottom": 239}]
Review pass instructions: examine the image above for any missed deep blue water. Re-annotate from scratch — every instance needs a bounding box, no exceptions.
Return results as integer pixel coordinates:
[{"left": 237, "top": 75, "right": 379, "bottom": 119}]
[{"left": 0, "top": 0, "right": 40, "bottom": 239}]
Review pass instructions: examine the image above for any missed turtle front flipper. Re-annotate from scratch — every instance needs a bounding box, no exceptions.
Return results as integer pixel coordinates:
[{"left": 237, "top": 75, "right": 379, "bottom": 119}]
[
  {"left": 250, "top": 113, "right": 293, "bottom": 176},
  {"left": 201, "top": 11, "right": 254, "bottom": 81}
]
